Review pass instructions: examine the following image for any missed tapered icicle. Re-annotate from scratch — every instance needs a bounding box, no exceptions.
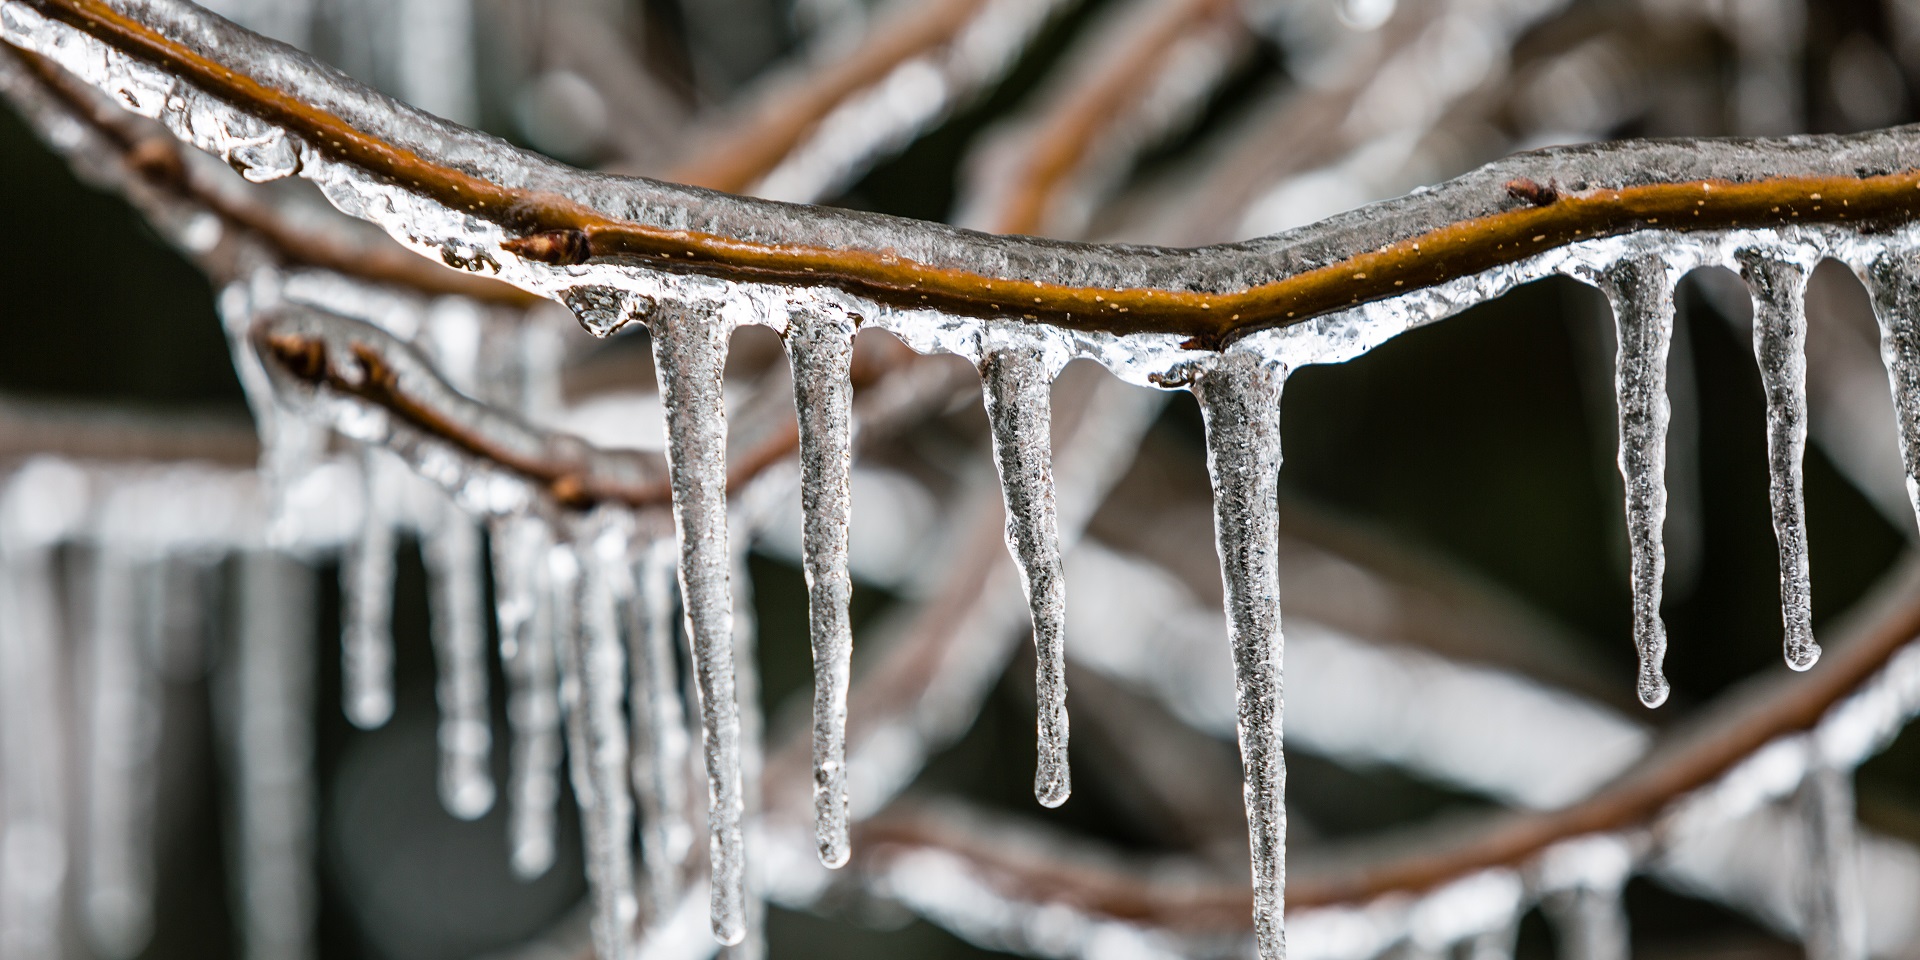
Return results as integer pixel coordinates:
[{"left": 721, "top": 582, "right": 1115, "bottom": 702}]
[
  {"left": 425, "top": 511, "right": 496, "bottom": 819},
  {"left": 1192, "top": 353, "right": 1288, "bottom": 960},
  {"left": 630, "top": 537, "right": 692, "bottom": 917},
  {"left": 981, "top": 347, "right": 1072, "bottom": 808},
  {"left": 1799, "top": 764, "right": 1864, "bottom": 960},
  {"left": 490, "top": 516, "right": 562, "bottom": 879},
  {"left": 785, "top": 309, "right": 858, "bottom": 860},
  {"left": 649, "top": 302, "right": 747, "bottom": 946},
  {"left": 1545, "top": 888, "right": 1629, "bottom": 960},
  {"left": 1600, "top": 256, "right": 1676, "bottom": 709},
  {"left": 1740, "top": 252, "right": 1820, "bottom": 671},
  {"left": 82, "top": 551, "right": 162, "bottom": 960},
  {"left": 228, "top": 551, "right": 317, "bottom": 960},
  {"left": 341, "top": 449, "right": 397, "bottom": 729},
  {"left": 1858, "top": 249, "right": 1920, "bottom": 543},
  {"left": 0, "top": 543, "right": 67, "bottom": 960},
  {"left": 552, "top": 540, "right": 639, "bottom": 960}
]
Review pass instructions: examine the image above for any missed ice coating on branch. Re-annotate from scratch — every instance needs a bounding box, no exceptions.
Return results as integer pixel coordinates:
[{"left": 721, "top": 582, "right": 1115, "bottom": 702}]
[
  {"left": 784, "top": 307, "right": 858, "bottom": 864},
  {"left": 980, "top": 346, "right": 1072, "bottom": 808},
  {"left": 649, "top": 301, "right": 747, "bottom": 945},
  {"left": 553, "top": 538, "right": 639, "bottom": 960},
  {"left": 341, "top": 448, "right": 398, "bottom": 728},
  {"left": 630, "top": 537, "right": 692, "bottom": 918},
  {"left": 1599, "top": 255, "right": 1676, "bottom": 709},
  {"left": 425, "top": 510, "right": 496, "bottom": 819},
  {"left": 1738, "top": 250, "right": 1821, "bottom": 671},
  {"left": 1192, "top": 353, "right": 1288, "bottom": 960},
  {"left": 490, "top": 515, "right": 563, "bottom": 879},
  {"left": 80, "top": 550, "right": 161, "bottom": 960},
  {"left": 1799, "top": 764, "right": 1865, "bottom": 960}
]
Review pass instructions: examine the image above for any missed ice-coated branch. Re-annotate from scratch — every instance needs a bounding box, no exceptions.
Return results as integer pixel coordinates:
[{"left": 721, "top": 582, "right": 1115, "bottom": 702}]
[
  {"left": 14, "top": 0, "right": 1920, "bottom": 352},
  {"left": 1, "top": 45, "right": 534, "bottom": 305},
  {"left": 251, "top": 305, "right": 671, "bottom": 512}
]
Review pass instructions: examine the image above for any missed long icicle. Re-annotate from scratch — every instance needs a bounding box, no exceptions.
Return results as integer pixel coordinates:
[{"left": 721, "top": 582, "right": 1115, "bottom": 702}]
[
  {"left": 629, "top": 536, "right": 692, "bottom": 921},
  {"left": 1798, "top": 762, "right": 1864, "bottom": 960},
  {"left": 784, "top": 308, "right": 858, "bottom": 858},
  {"left": 1192, "top": 352, "right": 1287, "bottom": 960},
  {"left": 81, "top": 549, "right": 162, "bottom": 960},
  {"left": 1545, "top": 887, "right": 1630, "bottom": 960},
  {"left": 1738, "top": 251, "right": 1820, "bottom": 670},
  {"left": 649, "top": 301, "right": 747, "bottom": 945},
  {"left": 228, "top": 551, "right": 317, "bottom": 960},
  {"left": 341, "top": 448, "right": 397, "bottom": 729},
  {"left": 425, "top": 508, "right": 496, "bottom": 819},
  {"left": 490, "top": 516, "right": 562, "bottom": 879},
  {"left": 553, "top": 537, "right": 639, "bottom": 960},
  {"left": 1600, "top": 255, "right": 1676, "bottom": 709},
  {"left": 1860, "top": 248, "right": 1920, "bottom": 540},
  {"left": 981, "top": 346, "right": 1072, "bottom": 808}
]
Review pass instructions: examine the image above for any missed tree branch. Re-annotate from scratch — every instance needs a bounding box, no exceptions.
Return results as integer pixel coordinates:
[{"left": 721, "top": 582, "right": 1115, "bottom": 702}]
[{"left": 16, "top": 0, "right": 1920, "bottom": 349}]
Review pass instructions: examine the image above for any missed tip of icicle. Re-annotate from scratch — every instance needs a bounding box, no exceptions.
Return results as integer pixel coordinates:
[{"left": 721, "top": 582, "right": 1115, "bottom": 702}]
[
  {"left": 1638, "top": 680, "right": 1670, "bottom": 709},
  {"left": 346, "top": 695, "right": 393, "bottom": 730},
  {"left": 818, "top": 842, "right": 850, "bottom": 870},
  {"left": 712, "top": 920, "right": 746, "bottom": 946},
  {"left": 1787, "top": 645, "right": 1822, "bottom": 672},
  {"left": 1035, "top": 778, "right": 1071, "bottom": 809},
  {"left": 443, "top": 781, "right": 496, "bottom": 821}
]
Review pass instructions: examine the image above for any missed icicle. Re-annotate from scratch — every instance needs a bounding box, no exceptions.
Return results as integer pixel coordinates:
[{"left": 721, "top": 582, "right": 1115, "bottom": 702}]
[
  {"left": 81, "top": 550, "right": 162, "bottom": 960},
  {"left": 0, "top": 541, "right": 69, "bottom": 960},
  {"left": 1600, "top": 256, "right": 1677, "bottom": 709},
  {"left": 1798, "top": 763, "right": 1864, "bottom": 960},
  {"left": 491, "top": 516, "right": 563, "bottom": 879},
  {"left": 724, "top": 529, "right": 767, "bottom": 960},
  {"left": 648, "top": 302, "right": 747, "bottom": 946},
  {"left": 1858, "top": 248, "right": 1920, "bottom": 543},
  {"left": 553, "top": 538, "right": 639, "bottom": 960},
  {"left": 1544, "top": 888, "right": 1629, "bottom": 960},
  {"left": 630, "top": 537, "right": 692, "bottom": 918},
  {"left": 425, "top": 508, "right": 496, "bottom": 820},
  {"left": 1739, "top": 252, "right": 1820, "bottom": 671},
  {"left": 341, "top": 448, "right": 397, "bottom": 728},
  {"left": 1191, "top": 353, "right": 1287, "bottom": 960},
  {"left": 784, "top": 308, "right": 858, "bottom": 860},
  {"left": 228, "top": 551, "right": 317, "bottom": 960},
  {"left": 981, "top": 347, "right": 1071, "bottom": 808}
]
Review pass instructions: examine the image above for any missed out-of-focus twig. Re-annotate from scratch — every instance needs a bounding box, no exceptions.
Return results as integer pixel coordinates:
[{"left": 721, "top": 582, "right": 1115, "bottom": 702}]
[
  {"left": 663, "top": 0, "right": 992, "bottom": 193},
  {"left": 980, "top": 0, "right": 1241, "bottom": 236}
]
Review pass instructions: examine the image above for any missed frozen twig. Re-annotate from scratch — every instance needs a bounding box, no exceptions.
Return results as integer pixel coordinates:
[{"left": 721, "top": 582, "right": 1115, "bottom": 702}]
[{"left": 15, "top": 0, "right": 1920, "bottom": 348}]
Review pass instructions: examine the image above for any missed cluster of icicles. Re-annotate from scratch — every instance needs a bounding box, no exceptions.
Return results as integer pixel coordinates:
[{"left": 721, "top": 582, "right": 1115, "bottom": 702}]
[
  {"left": 270, "top": 230, "right": 1920, "bottom": 960},
  {"left": 13, "top": 6, "right": 1920, "bottom": 960}
]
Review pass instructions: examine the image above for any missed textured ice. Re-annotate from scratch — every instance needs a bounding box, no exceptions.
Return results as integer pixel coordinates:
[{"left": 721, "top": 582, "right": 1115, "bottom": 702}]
[
  {"left": 648, "top": 300, "right": 747, "bottom": 945},
  {"left": 1596, "top": 254, "right": 1676, "bottom": 709},
  {"left": 1739, "top": 249, "right": 1821, "bottom": 670},
  {"left": 341, "top": 448, "right": 398, "bottom": 728},
  {"left": 1191, "top": 353, "right": 1288, "bottom": 960},
  {"left": 426, "top": 510, "right": 496, "bottom": 819},
  {"left": 784, "top": 307, "right": 858, "bottom": 865},
  {"left": 979, "top": 344, "right": 1072, "bottom": 808}
]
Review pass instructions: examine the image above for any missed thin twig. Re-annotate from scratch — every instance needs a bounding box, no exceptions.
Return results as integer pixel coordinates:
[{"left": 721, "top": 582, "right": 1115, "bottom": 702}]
[
  {"left": 664, "top": 0, "right": 992, "bottom": 192},
  {"left": 985, "top": 0, "right": 1239, "bottom": 236}
]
